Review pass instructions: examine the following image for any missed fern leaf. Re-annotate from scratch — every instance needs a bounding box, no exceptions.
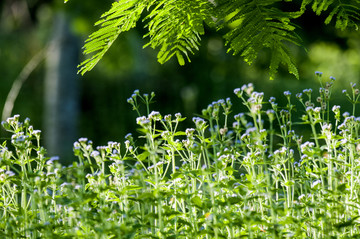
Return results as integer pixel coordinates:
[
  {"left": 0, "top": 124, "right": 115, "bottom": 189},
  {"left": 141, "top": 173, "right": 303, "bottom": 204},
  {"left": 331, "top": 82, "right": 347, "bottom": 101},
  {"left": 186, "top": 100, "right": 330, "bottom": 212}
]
[
  {"left": 327, "top": 2, "right": 360, "bottom": 30},
  {"left": 310, "top": 0, "right": 360, "bottom": 30},
  {"left": 216, "top": 0, "right": 301, "bottom": 80},
  {"left": 78, "top": 0, "right": 151, "bottom": 75},
  {"left": 143, "top": 0, "right": 214, "bottom": 65}
]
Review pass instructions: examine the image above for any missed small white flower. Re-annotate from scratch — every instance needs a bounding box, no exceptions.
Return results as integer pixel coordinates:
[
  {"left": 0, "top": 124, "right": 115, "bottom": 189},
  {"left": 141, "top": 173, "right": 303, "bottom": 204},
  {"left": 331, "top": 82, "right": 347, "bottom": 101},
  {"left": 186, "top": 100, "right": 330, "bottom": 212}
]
[
  {"left": 312, "top": 180, "right": 321, "bottom": 188},
  {"left": 91, "top": 150, "right": 100, "bottom": 157}
]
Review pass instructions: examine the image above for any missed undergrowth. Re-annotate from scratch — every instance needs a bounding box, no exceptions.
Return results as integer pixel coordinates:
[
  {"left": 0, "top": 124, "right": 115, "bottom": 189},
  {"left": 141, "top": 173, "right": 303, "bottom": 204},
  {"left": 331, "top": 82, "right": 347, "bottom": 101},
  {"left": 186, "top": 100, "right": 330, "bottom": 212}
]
[{"left": 1, "top": 73, "right": 360, "bottom": 238}]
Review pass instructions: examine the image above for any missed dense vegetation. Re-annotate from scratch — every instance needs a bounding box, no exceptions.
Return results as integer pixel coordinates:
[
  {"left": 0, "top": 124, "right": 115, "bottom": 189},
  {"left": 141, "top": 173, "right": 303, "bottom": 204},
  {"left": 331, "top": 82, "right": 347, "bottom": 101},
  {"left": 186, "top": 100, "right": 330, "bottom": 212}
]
[
  {"left": 2, "top": 74, "right": 360, "bottom": 237},
  {"left": 1, "top": 1, "right": 360, "bottom": 238}
]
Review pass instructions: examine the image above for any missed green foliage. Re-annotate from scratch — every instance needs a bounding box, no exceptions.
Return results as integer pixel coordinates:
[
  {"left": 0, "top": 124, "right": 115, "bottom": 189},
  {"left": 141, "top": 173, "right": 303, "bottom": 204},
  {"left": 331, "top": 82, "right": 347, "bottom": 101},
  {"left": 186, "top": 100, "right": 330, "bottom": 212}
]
[
  {"left": 77, "top": 0, "right": 149, "bottom": 75},
  {"left": 301, "top": 0, "right": 360, "bottom": 30},
  {"left": 3, "top": 73, "right": 360, "bottom": 237},
  {"left": 71, "top": 0, "right": 360, "bottom": 79},
  {"left": 143, "top": 0, "right": 214, "bottom": 66},
  {"left": 216, "top": 0, "right": 301, "bottom": 80}
]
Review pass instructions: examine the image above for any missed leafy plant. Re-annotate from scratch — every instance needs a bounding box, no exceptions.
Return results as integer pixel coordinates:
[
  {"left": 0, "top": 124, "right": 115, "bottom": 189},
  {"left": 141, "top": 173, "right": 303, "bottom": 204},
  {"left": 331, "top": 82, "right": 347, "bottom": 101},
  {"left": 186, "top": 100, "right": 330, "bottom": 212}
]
[
  {"left": 2, "top": 72, "right": 360, "bottom": 237},
  {"left": 66, "top": 0, "right": 360, "bottom": 79}
]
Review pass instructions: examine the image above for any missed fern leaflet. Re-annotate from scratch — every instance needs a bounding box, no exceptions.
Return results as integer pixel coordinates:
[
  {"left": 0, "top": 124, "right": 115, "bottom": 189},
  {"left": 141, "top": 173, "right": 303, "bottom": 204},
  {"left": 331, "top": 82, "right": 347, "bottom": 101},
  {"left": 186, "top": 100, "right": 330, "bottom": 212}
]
[
  {"left": 301, "top": 0, "right": 360, "bottom": 30},
  {"left": 216, "top": 0, "right": 301, "bottom": 80},
  {"left": 143, "top": 0, "right": 214, "bottom": 65},
  {"left": 78, "top": 0, "right": 151, "bottom": 75}
]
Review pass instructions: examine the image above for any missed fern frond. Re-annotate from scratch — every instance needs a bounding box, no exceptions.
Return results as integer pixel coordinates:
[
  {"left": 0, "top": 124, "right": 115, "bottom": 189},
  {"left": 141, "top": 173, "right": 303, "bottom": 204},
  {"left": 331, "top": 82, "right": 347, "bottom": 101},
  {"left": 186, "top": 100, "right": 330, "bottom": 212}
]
[
  {"left": 78, "top": 0, "right": 152, "bottom": 75},
  {"left": 143, "top": 0, "right": 214, "bottom": 65},
  {"left": 324, "top": 1, "right": 360, "bottom": 30},
  {"left": 302, "top": 0, "right": 360, "bottom": 30},
  {"left": 216, "top": 0, "right": 301, "bottom": 80}
]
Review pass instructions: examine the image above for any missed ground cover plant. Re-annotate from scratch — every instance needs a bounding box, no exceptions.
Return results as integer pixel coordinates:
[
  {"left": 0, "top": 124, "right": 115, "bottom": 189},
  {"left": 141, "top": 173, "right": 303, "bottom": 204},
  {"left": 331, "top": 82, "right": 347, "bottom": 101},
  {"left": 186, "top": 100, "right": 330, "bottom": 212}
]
[{"left": 2, "top": 73, "right": 360, "bottom": 238}]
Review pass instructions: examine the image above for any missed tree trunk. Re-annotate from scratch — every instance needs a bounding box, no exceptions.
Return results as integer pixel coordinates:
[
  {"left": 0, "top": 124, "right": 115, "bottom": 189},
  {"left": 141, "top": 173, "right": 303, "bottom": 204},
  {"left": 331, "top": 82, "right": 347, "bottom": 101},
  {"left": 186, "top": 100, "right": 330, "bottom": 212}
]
[{"left": 44, "top": 11, "right": 79, "bottom": 165}]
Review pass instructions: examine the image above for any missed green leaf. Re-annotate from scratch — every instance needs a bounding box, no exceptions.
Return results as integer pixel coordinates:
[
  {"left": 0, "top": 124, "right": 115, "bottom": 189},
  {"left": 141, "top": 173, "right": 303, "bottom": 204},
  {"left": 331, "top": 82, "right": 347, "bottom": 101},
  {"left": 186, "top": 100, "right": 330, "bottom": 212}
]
[
  {"left": 144, "top": 0, "right": 213, "bottom": 66},
  {"left": 216, "top": 0, "right": 302, "bottom": 80},
  {"left": 78, "top": 0, "right": 150, "bottom": 75},
  {"left": 191, "top": 195, "right": 203, "bottom": 208}
]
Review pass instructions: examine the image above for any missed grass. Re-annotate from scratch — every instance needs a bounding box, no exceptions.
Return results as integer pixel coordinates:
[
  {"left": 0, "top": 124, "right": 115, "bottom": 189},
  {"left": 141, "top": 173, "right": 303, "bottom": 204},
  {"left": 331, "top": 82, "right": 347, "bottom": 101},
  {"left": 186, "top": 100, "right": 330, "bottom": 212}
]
[{"left": 1, "top": 73, "right": 360, "bottom": 238}]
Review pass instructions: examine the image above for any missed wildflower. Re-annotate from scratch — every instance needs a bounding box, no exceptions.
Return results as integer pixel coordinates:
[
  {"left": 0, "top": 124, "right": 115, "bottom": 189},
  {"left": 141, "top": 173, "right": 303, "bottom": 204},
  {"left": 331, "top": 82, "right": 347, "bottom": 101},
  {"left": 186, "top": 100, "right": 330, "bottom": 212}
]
[
  {"left": 288, "top": 149, "right": 294, "bottom": 157},
  {"left": 340, "top": 138, "right": 347, "bottom": 145},
  {"left": 343, "top": 112, "right": 350, "bottom": 118},
  {"left": 226, "top": 97, "right": 232, "bottom": 106},
  {"left": 33, "top": 130, "right": 41, "bottom": 136},
  {"left": 283, "top": 90, "right": 291, "bottom": 97},
  {"left": 148, "top": 111, "right": 161, "bottom": 121},
  {"left": 300, "top": 141, "right": 315, "bottom": 153},
  {"left": 90, "top": 150, "right": 100, "bottom": 158},
  {"left": 217, "top": 99, "right": 225, "bottom": 106},
  {"left": 305, "top": 106, "right": 314, "bottom": 112},
  {"left": 312, "top": 179, "right": 321, "bottom": 188},
  {"left": 315, "top": 71, "right": 323, "bottom": 76},
  {"left": 127, "top": 97, "right": 134, "bottom": 104},
  {"left": 298, "top": 194, "right": 305, "bottom": 200},
  {"left": 136, "top": 116, "right": 150, "bottom": 126},
  {"left": 96, "top": 146, "right": 107, "bottom": 151},
  {"left": 164, "top": 114, "right": 171, "bottom": 122},
  {"left": 234, "top": 88, "right": 242, "bottom": 97},
  {"left": 124, "top": 133, "right": 133, "bottom": 141},
  {"left": 193, "top": 117, "right": 206, "bottom": 129},
  {"left": 46, "top": 156, "right": 60, "bottom": 165},
  {"left": 175, "top": 113, "right": 182, "bottom": 119},
  {"left": 78, "top": 138, "right": 88, "bottom": 143},
  {"left": 5, "top": 171, "right": 15, "bottom": 177},
  {"left": 314, "top": 107, "right": 321, "bottom": 113},
  {"left": 60, "top": 182, "right": 70, "bottom": 188},
  {"left": 241, "top": 83, "right": 254, "bottom": 95},
  {"left": 161, "top": 131, "right": 171, "bottom": 140},
  {"left": 337, "top": 123, "right": 345, "bottom": 130},
  {"left": 85, "top": 145, "right": 92, "bottom": 151},
  {"left": 234, "top": 113, "right": 244, "bottom": 121},
  {"left": 269, "top": 97, "right": 276, "bottom": 103},
  {"left": 330, "top": 76, "right": 335, "bottom": 81},
  {"left": 240, "top": 133, "right": 250, "bottom": 141},
  {"left": 245, "top": 127, "right": 257, "bottom": 135},
  {"left": 185, "top": 128, "right": 195, "bottom": 136},
  {"left": 303, "top": 88, "right": 313, "bottom": 94},
  {"left": 332, "top": 105, "right": 340, "bottom": 113},
  {"left": 232, "top": 121, "right": 240, "bottom": 129},
  {"left": 321, "top": 123, "right": 332, "bottom": 131}
]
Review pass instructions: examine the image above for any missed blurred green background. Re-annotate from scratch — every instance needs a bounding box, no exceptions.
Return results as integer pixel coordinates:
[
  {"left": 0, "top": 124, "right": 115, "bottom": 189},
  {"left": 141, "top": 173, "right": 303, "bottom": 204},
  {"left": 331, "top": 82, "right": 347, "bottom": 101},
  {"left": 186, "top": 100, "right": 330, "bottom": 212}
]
[{"left": 1, "top": 0, "right": 359, "bottom": 163}]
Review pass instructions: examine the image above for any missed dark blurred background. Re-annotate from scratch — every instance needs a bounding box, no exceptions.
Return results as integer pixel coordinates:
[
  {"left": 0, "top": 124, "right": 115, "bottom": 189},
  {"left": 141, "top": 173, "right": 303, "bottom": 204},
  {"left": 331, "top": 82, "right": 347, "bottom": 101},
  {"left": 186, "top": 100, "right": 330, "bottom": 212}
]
[{"left": 1, "top": 0, "right": 359, "bottom": 164}]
